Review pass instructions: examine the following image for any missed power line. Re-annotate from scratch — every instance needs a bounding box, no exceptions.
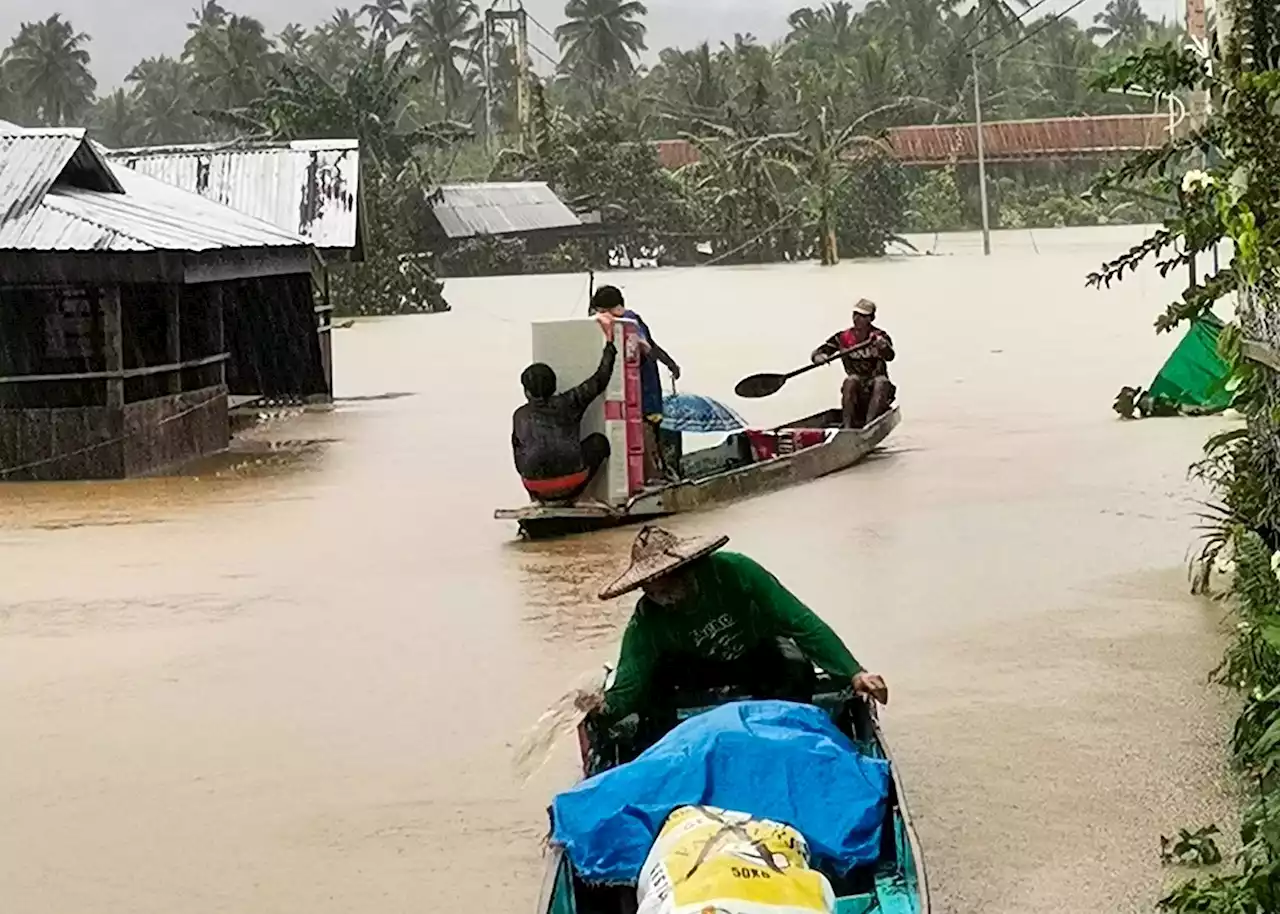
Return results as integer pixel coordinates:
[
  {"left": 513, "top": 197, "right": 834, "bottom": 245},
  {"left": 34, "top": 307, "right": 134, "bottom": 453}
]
[
  {"left": 964, "top": 0, "right": 1058, "bottom": 54},
  {"left": 988, "top": 0, "right": 1091, "bottom": 60}
]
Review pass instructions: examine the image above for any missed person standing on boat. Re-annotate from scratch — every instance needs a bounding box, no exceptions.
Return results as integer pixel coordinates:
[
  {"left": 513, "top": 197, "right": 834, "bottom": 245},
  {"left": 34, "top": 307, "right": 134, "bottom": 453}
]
[
  {"left": 811, "top": 299, "right": 895, "bottom": 429},
  {"left": 511, "top": 313, "right": 617, "bottom": 503},
  {"left": 587, "top": 285, "right": 681, "bottom": 485},
  {"left": 577, "top": 526, "right": 888, "bottom": 740}
]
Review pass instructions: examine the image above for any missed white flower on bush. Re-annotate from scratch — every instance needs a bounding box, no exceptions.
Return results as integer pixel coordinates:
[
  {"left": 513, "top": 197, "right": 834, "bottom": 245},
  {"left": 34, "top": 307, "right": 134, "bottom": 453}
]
[
  {"left": 1182, "top": 169, "right": 1213, "bottom": 194},
  {"left": 1272, "top": 550, "right": 1280, "bottom": 581}
]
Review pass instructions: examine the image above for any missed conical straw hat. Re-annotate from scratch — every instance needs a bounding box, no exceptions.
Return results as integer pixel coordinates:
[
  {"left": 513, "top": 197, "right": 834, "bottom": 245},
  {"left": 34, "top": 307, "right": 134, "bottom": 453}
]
[{"left": 598, "top": 525, "right": 730, "bottom": 600}]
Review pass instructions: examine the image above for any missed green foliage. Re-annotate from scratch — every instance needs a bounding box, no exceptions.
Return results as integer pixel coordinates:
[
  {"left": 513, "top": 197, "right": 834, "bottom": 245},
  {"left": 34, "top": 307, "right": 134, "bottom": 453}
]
[
  {"left": 435, "top": 234, "right": 527, "bottom": 276},
  {"left": 1092, "top": 9, "right": 1280, "bottom": 912},
  {"left": 1161, "top": 826, "right": 1225, "bottom": 867},
  {"left": 1, "top": 14, "right": 96, "bottom": 126},
  {"left": 904, "top": 169, "right": 965, "bottom": 233},
  {"left": 330, "top": 170, "right": 448, "bottom": 316}
]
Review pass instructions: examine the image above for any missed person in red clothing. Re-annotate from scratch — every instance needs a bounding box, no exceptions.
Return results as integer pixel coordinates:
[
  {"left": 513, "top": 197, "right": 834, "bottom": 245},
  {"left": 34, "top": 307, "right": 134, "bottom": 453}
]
[{"left": 810, "top": 299, "right": 896, "bottom": 429}]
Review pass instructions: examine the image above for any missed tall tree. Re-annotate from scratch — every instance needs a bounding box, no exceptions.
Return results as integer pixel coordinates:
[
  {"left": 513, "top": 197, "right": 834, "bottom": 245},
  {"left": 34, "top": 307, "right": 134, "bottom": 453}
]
[
  {"left": 401, "top": 0, "right": 480, "bottom": 115},
  {"left": 127, "top": 55, "right": 204, "bottom": 144},
  {"left": 184, "top": 9, "right": 277, "bottom": 113},
  {"left": 277, "top": 23, "right": 309, "bottom": 59},
  {"left": 1088, "top": 0, "right": 1154, "bottom": 49},
  {"left": 555, "top": 0, "right": 648, "bottom": 107},
  {"left": 209, "top": 37, "right": 469, "bottom": 174},
  {"left": 3, "top": 14, "right": 97, "bottom": 126},
  {"left": 361, "top": 0, "right": 408, "bottom": 42},
  {"left": 90, "top": 88, "right": 144, "bottom": 147},
  {"left": 308, "top": 10, "right": 370, "bottom": 79}
]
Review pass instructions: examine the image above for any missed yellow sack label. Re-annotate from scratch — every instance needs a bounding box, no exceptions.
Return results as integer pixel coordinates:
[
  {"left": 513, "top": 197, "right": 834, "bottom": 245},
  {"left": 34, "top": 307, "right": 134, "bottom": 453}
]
[{"left": 636, "top": 806, "right": 835, "bottom": 914}]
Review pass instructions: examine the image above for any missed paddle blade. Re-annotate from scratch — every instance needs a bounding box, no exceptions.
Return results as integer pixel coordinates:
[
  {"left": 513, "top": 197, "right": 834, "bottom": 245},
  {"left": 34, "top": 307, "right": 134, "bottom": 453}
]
[{"left": 734, "top": 373, "right": 787, "bottom": 398}]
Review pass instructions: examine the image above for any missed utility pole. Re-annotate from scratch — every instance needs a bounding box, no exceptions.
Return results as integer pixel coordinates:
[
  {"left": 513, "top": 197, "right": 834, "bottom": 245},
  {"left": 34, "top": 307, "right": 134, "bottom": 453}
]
[
  {"left": 970, "top": 52, "right": 991, "bottom": 257},
  {"left": 487, "top": 5, "right": 532, "bottom": 153}
]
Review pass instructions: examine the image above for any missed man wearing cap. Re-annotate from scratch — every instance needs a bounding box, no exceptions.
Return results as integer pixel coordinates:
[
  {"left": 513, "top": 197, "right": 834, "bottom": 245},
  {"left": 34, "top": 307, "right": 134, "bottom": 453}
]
[
  {"left": 580, "top": 526, "right": 888, "bottom": 740},
  {"left": 811, "top": 299, "right": 895, "bottom": 429},
  {"left": 587, "top": 285, "right": 681, "bottom": 485}
]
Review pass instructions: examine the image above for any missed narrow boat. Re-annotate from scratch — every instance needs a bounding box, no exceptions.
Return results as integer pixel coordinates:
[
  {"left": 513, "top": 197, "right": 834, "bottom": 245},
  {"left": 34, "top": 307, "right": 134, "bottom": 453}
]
[
  {"left": 496, "top": 405, "right": 900, "bottom": 539},
  {"left": 536, "top": 672, "right": 931, "bottom": 914}
]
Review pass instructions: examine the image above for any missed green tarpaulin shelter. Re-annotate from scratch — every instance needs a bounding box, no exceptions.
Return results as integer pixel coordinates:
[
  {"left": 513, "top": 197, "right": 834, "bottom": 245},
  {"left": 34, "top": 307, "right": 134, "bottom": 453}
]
[{"left": 1115, "top": 313, "right": 1233, "bottom": 418}]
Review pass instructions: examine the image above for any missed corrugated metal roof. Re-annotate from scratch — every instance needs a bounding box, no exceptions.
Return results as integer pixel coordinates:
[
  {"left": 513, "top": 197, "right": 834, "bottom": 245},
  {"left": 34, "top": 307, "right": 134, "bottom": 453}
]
[
  {"left": 0, "top": 128, "right": 123, "bottom": 224},
  {"left": 0, "top": 128, "right": 312, "bottom": 253},
  {"left": 105, "top": 140, "right": 361, "bottom": 251},
  {"left": 430, "top": 182, "right": 580, "bottom": 239}
]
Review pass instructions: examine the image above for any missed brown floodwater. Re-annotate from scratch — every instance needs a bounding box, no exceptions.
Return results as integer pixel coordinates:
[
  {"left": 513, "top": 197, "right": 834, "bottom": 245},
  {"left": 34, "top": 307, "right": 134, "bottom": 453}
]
[{"left": 0, "top": 226, "right": 1239, "bottom": 913}]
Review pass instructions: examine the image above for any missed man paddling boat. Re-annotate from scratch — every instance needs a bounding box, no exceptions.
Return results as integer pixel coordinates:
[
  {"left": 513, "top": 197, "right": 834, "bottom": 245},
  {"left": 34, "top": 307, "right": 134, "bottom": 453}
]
[
  {"left": 579, "top": 526, "right": 888, "bottom": 739},
  {"left": 812, "top": 299, "right": 895, "bottom": 429}
]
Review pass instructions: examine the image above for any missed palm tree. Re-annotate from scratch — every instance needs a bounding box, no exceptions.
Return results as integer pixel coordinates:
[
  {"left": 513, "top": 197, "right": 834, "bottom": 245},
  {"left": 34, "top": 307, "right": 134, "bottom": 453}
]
[
  {"left": 1088, "top": 0, "right": 1153, "bottom": 49},
  {"left": 277, "top": 23, "right": 309, "bottom": 59},
  {"left": 361, "top": 0, "right": 408, "bottom": 42},
  {"left": 183, "top": 7, "right": 277, "bottom": 116},
  {"left": 209, "top": 37, "right": 471, "bottom": 176},
  {"left": 308, "top": 11, "right": 370, "bottom": 79},
  {"left": 3, "top": 14, "right": 97, "bottom": 126},
  {"left": 90, "top": 88, "right": 144, "bottom": 147},
  {"left": 400, "top": 0, "right": 481, "bottom": 115},
  {"left": 785, "top": 2, "right": 861, "bottom": 57},
  {"left": 555, "top": 0, "right": 648, "bottom": 107},
  {"left": 127, "top": 55, "right": 205, "bottom": 143}
]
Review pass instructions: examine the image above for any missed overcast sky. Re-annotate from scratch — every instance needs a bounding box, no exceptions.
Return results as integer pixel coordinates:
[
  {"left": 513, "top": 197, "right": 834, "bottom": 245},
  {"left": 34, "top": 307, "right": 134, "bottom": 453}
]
[{"left": 2, "top": 0, "right": 1186, "bottom": 89}]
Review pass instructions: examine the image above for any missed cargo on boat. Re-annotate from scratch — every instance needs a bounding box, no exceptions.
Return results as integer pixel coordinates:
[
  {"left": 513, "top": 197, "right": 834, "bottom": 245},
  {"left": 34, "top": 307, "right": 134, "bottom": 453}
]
[
  {"left": 495, "top": 317, "right": 900, "bottom": 539},
  {"left": 537, "top": 674, "right": 930, "bottom": 914}
]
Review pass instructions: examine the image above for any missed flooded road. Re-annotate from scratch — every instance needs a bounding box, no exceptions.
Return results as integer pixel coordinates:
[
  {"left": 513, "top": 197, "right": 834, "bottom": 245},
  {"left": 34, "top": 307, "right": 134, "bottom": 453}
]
[{"left": 0, "top": 227, "right": 1237, "bottom": 913}]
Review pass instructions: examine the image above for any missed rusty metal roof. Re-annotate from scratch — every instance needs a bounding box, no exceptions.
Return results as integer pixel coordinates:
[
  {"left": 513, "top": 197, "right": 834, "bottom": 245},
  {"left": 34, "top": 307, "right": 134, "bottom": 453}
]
[
  {"left": 105, "top": 139, "right": 362, "bottom": 253},
  {"left": 657, "top": 114, "right": 1175, "bottom": 168},
  {"left": 429, "top": 182, "right": 580, "bottom": 239},
  {"left": 0, "top": 128, "right": 311, "bottom": 253}
]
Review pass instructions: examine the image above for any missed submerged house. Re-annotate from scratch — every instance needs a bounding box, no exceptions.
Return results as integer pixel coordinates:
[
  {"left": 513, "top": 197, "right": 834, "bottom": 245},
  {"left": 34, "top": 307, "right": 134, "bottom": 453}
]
[
  {"left": 0, "top": 127, "right": 328, "bottom": 480},
  {"left": 104, "top": 139, "right": 365, "bottom": 393},
  {"left": 424, "top": 182, "right": 581, "bottom": 250}
]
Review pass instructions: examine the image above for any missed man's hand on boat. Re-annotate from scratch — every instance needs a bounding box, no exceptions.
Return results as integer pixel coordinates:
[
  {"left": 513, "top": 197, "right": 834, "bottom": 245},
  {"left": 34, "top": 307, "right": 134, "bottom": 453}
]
[
  {"left": 852, "top": 671, "right": 889, "bottom": 705},
  {"left": 574, "top": 688, "right": 606, "bottom": 714}
]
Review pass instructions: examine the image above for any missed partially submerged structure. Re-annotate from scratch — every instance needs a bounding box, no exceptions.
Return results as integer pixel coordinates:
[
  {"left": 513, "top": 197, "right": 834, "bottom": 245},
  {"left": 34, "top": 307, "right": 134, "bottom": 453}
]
[
  {"left": 425, "top": 181, "right": 581, "bottom": 247},
  {"left": 0, "top": 127, "right": 327, "bottom": 480},
  {"left": 105, "top": 139, "right": 365, "bottom": 390}
]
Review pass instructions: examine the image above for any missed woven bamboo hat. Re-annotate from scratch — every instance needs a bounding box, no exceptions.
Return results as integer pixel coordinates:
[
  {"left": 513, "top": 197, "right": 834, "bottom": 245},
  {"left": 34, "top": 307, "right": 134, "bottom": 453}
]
[{"left": 598, "top": 525, "right": 730, "bottom": 600}]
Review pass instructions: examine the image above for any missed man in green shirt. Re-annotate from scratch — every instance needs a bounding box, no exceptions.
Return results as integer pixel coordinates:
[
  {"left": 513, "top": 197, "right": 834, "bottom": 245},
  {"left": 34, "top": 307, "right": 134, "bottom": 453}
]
[{"left": 580, "top": 526, "right": 888, "bottom": 737}]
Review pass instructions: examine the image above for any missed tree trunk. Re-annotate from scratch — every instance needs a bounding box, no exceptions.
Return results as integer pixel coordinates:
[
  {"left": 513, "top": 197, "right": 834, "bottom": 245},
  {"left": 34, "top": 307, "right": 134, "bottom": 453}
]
[{"left": 819, "top": 203, "right": 839, "bottom": 266}]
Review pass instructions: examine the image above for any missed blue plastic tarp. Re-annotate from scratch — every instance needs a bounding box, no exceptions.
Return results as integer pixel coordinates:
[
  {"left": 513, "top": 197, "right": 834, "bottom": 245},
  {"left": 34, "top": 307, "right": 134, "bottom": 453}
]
[{"left": 550, "top": 700, "right": 893, "bottom": 885}]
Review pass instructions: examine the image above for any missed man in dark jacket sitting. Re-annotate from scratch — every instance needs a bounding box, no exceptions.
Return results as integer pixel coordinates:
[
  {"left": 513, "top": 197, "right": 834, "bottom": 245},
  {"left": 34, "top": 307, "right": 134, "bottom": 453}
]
[{"left": 512, "top": 315, "right": 617, "bottom": 503}]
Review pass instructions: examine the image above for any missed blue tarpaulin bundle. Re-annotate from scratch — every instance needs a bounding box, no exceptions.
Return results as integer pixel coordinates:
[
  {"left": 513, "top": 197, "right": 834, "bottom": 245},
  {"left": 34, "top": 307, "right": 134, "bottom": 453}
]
[{"left": 550, "top": 700, "right": 892, "bottom": 885}]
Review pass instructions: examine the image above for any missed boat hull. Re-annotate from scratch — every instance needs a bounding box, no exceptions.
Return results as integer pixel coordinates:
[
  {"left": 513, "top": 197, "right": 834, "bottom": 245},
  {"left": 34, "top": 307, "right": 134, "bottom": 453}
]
[
  {"left": 535, "top": 676, "right": 930, "bottom": 914},
  {"left": 497, "top": 407, "right": 900, "bottom": 539}
]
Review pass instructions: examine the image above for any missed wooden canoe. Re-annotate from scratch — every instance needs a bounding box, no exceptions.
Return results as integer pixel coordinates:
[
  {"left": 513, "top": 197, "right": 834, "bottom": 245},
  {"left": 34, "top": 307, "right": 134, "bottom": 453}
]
[
  {"left": 536, "top": 674, "right": 931, "bottom": 914},
  {"left": 496, "top": 406, "right": 900, "bottom": 539}
]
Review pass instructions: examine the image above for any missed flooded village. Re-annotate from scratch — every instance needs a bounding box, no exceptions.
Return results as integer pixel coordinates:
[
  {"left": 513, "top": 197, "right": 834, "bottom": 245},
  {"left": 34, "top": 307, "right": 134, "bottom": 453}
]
[{"left": 2, "top": 1, "right": 1278, "bottom": 913}]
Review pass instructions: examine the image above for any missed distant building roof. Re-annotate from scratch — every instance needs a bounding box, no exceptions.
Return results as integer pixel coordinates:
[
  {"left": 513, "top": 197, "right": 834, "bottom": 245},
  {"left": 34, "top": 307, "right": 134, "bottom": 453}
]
[
  {"left": 0, "top": 127, "right": 311, "bottom": 253},
  {"left": 428, "top": 182, "right": 580, "bottom": 240},
  {"left": 105, "top": 139, "right": 363, "bottom": 255}
]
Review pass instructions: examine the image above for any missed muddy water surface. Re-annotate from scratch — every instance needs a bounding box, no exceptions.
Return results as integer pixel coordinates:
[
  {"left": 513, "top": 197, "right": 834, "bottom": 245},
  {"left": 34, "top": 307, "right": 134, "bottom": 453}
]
[{"left": 0, "top": 227, "right": 1237, "bottom": 913}]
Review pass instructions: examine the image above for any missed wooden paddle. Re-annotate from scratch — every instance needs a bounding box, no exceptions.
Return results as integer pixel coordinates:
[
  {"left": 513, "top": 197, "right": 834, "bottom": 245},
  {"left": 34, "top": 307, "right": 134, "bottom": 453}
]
[{"left": 734, "top": 340, "right": 877, "bottom": 399}]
